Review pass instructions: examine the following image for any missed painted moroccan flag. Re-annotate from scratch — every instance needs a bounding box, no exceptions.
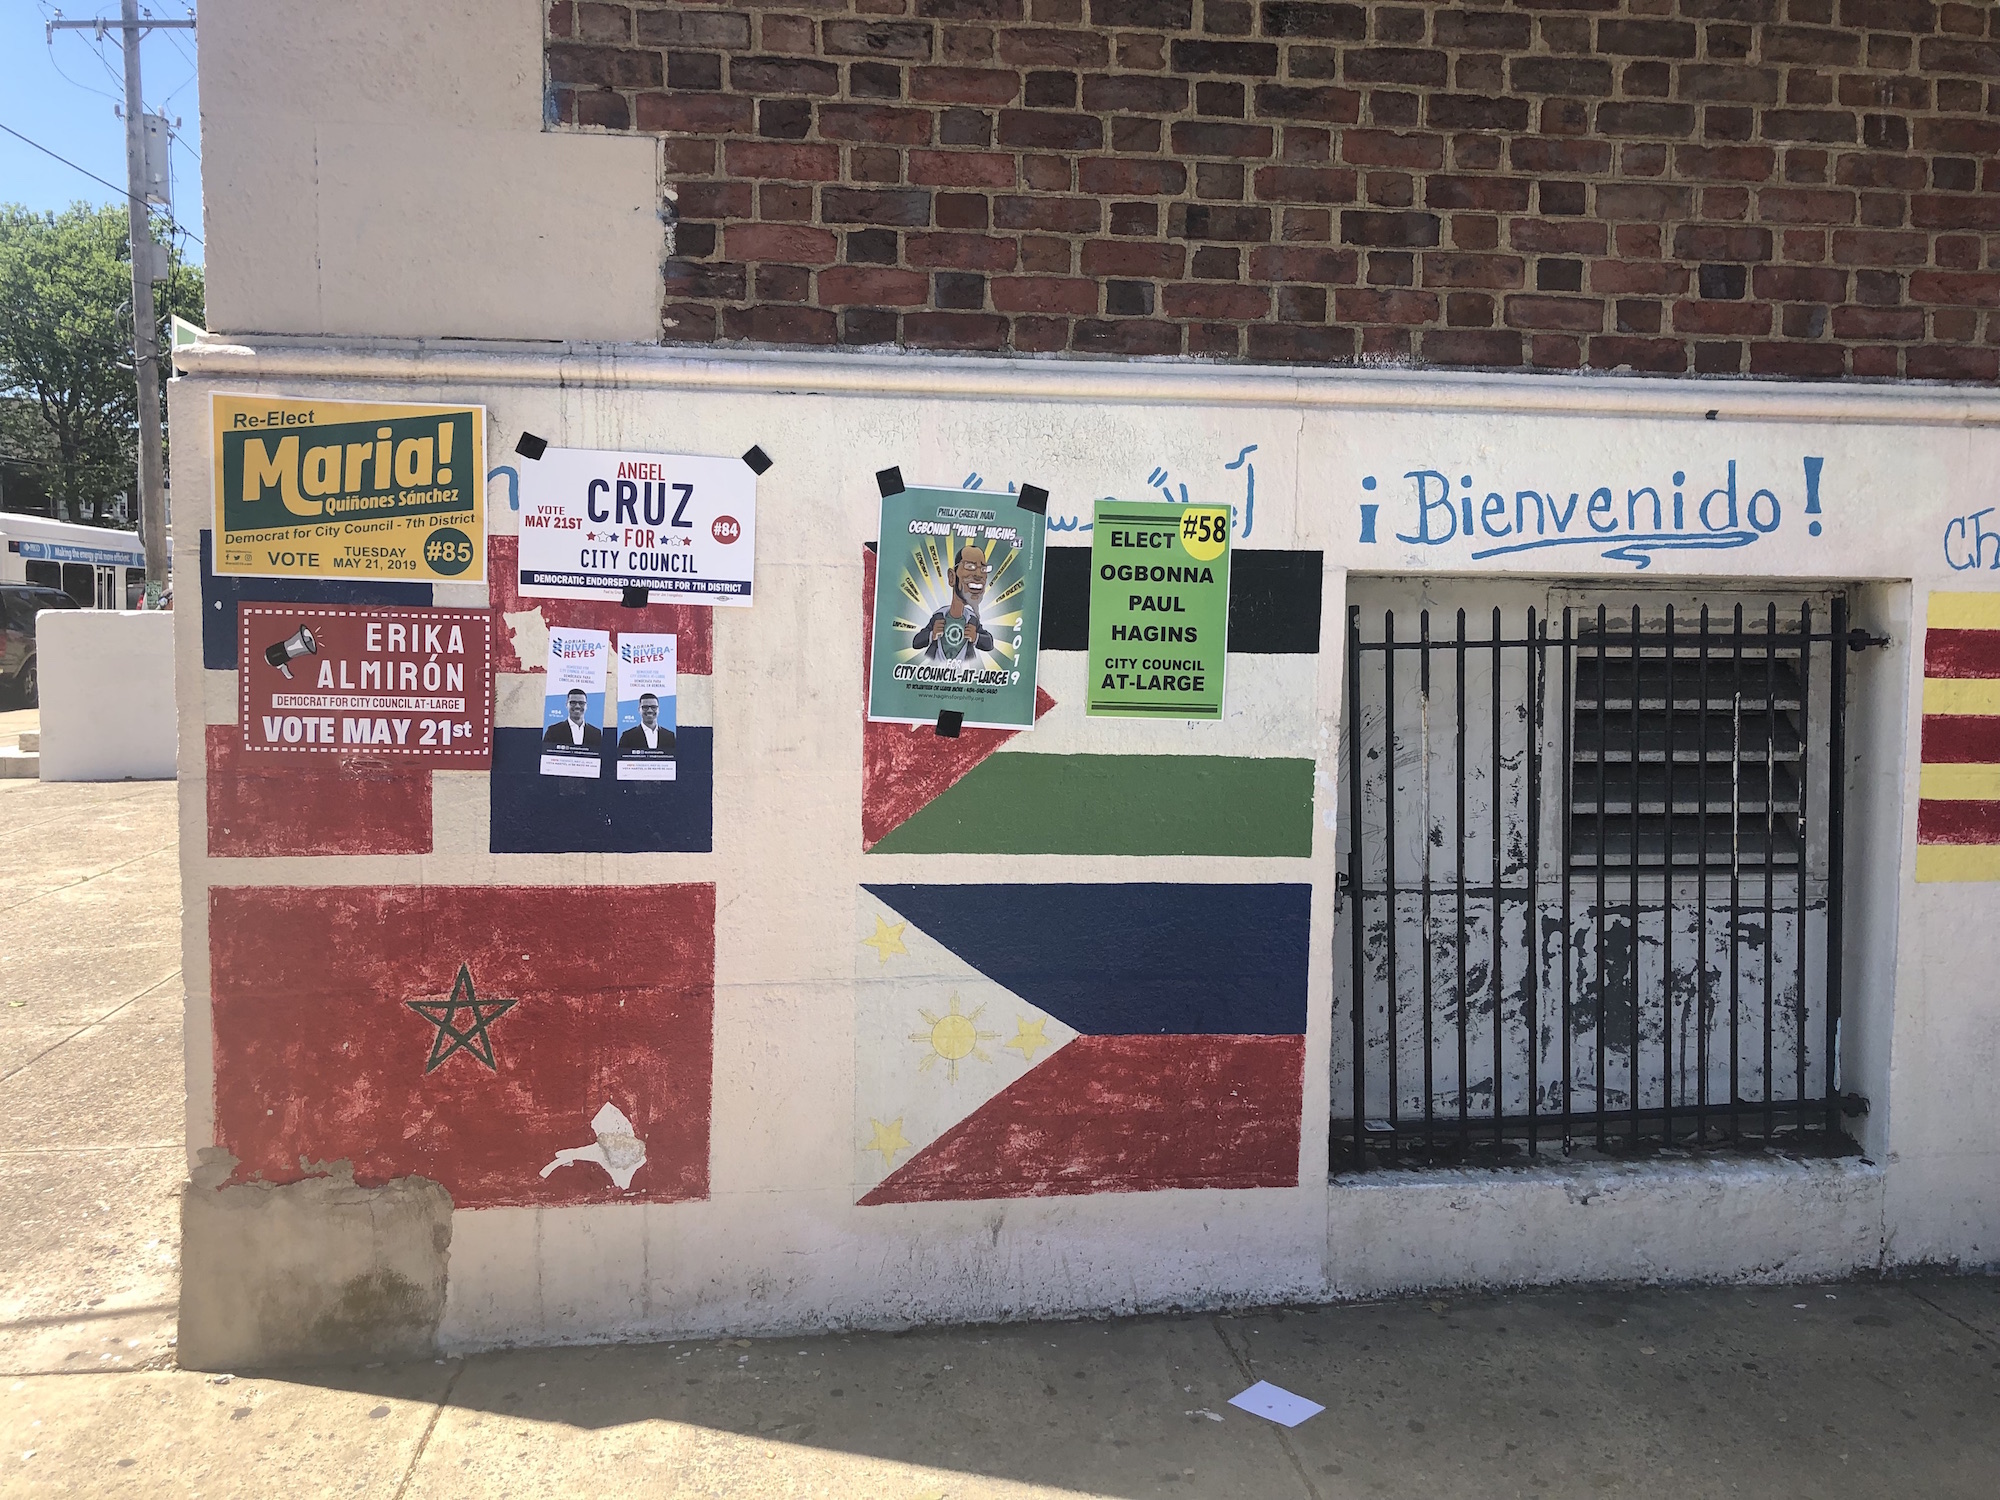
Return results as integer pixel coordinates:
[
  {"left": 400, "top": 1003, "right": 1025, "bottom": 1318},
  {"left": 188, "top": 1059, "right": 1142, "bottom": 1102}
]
[
  {"left": 854, "top": 882, "right": 1309, "bottom": 1203},
  {"left": 209, "top": 884, "right": 714, "bottom": 1207},
  {"left": 1918, "top": 592, "right": 2000, "bottom": 882}
]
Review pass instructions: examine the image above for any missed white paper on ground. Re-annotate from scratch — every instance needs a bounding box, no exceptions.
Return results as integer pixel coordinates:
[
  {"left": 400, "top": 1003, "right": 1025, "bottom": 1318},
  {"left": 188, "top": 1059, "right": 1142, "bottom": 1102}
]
[{"left": 1227, "top": 1381, "right": 1325, "bottom": 1427}]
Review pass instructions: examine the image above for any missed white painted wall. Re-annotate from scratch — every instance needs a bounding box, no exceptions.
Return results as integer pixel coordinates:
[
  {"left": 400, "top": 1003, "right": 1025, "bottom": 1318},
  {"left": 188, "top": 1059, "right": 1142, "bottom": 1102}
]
[
  {"left": 197, "top": 0, "right": 663, "bottom": 342},
  {"left": 169, "top": 342, "right": 2000, "bottom": 1350},
  {"left": 39, "top": 610, "right": 176, "bottom": 782},
  {"left": 170, "top": 0, "right": 2000, "bottom": 1356}
]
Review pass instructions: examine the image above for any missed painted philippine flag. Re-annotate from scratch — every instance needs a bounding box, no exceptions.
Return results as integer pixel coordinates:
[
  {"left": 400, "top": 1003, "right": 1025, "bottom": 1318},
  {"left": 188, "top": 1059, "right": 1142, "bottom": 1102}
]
[
  {"left": 208, "top": 884, "right": 714, "bottom": 1207},
  {"left": 854, "top": 882, "right": 1309, "bottom": 1203},
  {"left": 1919, "top": 592, "right": 2000, "bottom": 882}
]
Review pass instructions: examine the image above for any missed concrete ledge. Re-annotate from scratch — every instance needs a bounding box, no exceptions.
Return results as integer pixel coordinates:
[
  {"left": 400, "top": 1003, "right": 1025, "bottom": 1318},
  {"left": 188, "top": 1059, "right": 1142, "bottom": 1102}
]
[
  {"left": 37, "top": 611, "right": 175, "bottom": 782},
  {"left": 1326, "top": 1156, "right": 1887, "bottom": 1297},
  {"left": 179, "top": 1152, "right": 453, "bottom": 1371},
  {"left": 174, "top": 335, "right": 2000, "bottom": 425}
]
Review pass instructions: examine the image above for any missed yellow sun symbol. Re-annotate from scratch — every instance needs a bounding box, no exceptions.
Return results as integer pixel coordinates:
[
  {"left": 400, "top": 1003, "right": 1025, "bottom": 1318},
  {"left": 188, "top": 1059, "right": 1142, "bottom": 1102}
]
[{"left": 909, "top": 993, "right": 999, "bottom": 1082}]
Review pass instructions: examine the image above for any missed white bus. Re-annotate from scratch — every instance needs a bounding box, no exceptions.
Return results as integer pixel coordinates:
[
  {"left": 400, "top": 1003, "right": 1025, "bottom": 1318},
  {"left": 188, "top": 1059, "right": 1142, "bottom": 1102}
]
[{"left": 0, "top": 513, "right": 168, "bottom": 608}]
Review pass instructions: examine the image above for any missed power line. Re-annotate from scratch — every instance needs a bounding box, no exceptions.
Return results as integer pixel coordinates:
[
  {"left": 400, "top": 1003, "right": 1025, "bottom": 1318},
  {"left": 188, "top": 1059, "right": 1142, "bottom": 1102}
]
[
  {"left": 37, "top": 3, "right": 125, "bottom": 104},
  {"left": 0, "top": 119, "right": 129, "bottom": 202},
  {"left": 0, "top": 120, "right": 203, "bottom": 243}
]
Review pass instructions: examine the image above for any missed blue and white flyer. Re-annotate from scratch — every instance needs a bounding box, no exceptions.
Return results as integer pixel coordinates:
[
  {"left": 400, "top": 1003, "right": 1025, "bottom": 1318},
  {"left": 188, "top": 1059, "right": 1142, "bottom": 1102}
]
[
  {"left": 538, "top": 626, "right": 609, "bottom": 778},
  {"left": 614, "top": 633, "right": 677, "bottom": 782}
]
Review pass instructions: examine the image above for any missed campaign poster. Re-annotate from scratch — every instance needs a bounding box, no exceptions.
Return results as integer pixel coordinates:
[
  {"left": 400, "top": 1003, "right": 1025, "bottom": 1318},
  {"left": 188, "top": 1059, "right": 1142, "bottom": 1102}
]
[
  {"left": 540, "top": 627, "right": 610, "bottom": 779},
  {"left": 517, "top": 446, "right": 757, "bottom": 606},
  {"left": 614, "top": 633, "right": 678, "bottom": 782},
  {"left": 866, "top": 486, "right": 1046, "bottom": 731},
  {"left": 1086, "top": 499, "right": 1232, "bottom": 720},
  {"left": 211, "top": 393, "right": 484, "bottom": 582},
  {"left": 237, "top": 604, "right": 493, "bottom": 765}
]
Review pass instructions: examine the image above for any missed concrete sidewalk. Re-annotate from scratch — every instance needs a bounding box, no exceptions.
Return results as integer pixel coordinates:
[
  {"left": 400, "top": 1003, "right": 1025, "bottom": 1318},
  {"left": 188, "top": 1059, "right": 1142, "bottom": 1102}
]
[
  {"left": 6, "top": 1277, "right": 2000, "bottom": 1498},
  {"left": 4, "top": 779, "right": 1998, "bottom": 1499}
]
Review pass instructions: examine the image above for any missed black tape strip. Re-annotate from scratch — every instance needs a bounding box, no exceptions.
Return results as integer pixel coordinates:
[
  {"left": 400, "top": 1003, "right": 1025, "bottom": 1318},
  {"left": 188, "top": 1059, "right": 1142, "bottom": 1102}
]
[
  {"left": 742, "top": 444, "right": 773, "bottom": 475},
  {"left": 515, "top": 432, "right": 548, "bottom": 460},
  {"left": 1016, "top": 484, "right": 1048, "bottom": 515},
  {"left": 935, "top": 709, "right": 964, "bottom": 738},
  {"left": 876, "top": 467, "right": 905, "bottom": 498},
  {"left": 1035, "top": 547, "right": 1323, "bottom": 654},
  {"left": 622, "top": 586, "right": 649, "bottom": 608}
]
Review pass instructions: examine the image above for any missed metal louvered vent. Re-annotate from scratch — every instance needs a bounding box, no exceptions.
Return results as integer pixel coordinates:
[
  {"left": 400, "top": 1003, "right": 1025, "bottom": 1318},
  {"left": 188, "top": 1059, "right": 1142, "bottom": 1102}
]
[{"left": 1570, "top": 604, "right": 1809, "bottom": 873}]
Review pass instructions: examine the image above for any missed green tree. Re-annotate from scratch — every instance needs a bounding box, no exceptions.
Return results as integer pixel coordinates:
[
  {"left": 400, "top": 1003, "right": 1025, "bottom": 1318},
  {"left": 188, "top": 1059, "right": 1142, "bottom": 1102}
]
[{"left": 0, "top": 201, "right": 203, "bottom": 525}]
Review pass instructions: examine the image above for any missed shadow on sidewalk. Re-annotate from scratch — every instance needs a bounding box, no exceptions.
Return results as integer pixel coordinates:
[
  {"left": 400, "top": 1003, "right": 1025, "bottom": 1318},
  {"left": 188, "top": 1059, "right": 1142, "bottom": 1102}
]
[{"left": 219, "top": 1275, "right": 2000, "bottom": 1499}]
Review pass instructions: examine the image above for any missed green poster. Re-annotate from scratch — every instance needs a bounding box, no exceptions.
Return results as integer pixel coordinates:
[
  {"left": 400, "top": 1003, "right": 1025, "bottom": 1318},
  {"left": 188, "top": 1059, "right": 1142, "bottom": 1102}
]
[
  {"left": 867, "top": 485, "right": 1047, "bottom": 730},
  {"left": 1087, "top": 498, "right": 1232, "bottom": 720}
]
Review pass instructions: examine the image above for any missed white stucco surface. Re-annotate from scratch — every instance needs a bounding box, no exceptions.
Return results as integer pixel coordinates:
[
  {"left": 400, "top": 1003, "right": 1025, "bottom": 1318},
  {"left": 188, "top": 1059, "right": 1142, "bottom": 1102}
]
[
  {"left": 197, "top": 0, "right": 663, "bottom": 342},
  {"left": 37, "top": 610, "right": 176, "bottom": 783}
]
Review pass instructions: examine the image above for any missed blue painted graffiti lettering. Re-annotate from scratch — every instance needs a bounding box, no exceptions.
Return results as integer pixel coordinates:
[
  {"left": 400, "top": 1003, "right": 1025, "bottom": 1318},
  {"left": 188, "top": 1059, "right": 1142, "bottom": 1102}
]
[
  {"left": 1945, "top": 509, "right": 2000, "bottom": 572},
  {"left": 1041, "top": 445, "right": 1261, "bottom": 537},
  {"left": 1374, "top": 457, "right": 1813, "bottom": 570},
  {"left": 489, "top": 465, "right": 521, "bottom": 512}
]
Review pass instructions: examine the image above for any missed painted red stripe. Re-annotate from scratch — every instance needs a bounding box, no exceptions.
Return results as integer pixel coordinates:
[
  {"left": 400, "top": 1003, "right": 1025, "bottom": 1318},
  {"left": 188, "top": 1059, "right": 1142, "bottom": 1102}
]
[
  {"left": 1925, "top": 628, "right": 2000, "bottom": 680},
  {"left": 860, "top": 1034, "right": 1303, "bottom": 1205},
  {"left": 1922, "top": 715, "right": 2000, "bottom": 764},
  {"left": 205, "top": 725, "right": 431, "bottom": 857},
  {"left": 487, "top": 534, "right": 713, "bottom": 675},
  {"left": 1917, "top": 798, "right": 2000, "bottom": 845}
]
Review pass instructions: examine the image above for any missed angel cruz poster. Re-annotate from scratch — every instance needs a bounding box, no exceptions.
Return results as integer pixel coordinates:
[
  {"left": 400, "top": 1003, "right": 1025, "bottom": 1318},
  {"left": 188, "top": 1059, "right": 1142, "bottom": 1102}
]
[
  {"left": 516, "top": 447, "right": 757, "bottom": 606},
  {"left": 867, "top": 485, "right": 1047, "bottom": 732}
]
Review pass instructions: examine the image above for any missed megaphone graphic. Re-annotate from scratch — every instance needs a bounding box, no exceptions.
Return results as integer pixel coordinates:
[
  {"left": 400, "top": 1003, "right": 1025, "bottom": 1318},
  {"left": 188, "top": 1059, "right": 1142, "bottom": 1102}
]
[{"left": 263, "top": 625, "right": 318, "bottom": 679}]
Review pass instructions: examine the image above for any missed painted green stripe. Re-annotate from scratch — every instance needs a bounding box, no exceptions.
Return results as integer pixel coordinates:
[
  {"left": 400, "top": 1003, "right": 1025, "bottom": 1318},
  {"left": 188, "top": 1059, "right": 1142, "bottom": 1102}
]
[{"left": 870, "top": 754, "right": 1315, "bottom": 856}]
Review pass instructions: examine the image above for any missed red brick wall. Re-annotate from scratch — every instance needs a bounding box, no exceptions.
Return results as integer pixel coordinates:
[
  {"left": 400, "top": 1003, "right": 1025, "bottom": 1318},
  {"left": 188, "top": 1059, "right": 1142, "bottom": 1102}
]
[{"left": 548, "top": 0, "right": 2000, "bottom": 379}]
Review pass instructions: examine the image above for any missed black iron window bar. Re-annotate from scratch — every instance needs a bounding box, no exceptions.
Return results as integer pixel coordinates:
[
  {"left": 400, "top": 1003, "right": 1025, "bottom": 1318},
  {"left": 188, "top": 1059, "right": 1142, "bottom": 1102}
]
[{"left": 1335, "top": 598, "right": 1866, "bottom": 1171}]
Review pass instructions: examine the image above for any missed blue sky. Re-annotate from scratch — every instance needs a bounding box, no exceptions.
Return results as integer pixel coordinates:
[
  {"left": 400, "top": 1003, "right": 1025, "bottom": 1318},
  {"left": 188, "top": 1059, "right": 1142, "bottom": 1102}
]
[{"left": 0, "top": 2, "right": 204, "bottom": 265}]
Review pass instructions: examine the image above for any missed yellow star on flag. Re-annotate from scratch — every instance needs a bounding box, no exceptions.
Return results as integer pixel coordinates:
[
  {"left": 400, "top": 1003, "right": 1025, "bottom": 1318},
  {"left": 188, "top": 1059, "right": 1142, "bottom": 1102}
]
[
  {"left": 865, "top": 1117, "right": 913, "bottom": 1169},
  {"left": 861, "top": 915, "right": 907, "bottom": 964},
  {"left": 1004, "top": 1015, "right": 1051, "bottom": 1064}
]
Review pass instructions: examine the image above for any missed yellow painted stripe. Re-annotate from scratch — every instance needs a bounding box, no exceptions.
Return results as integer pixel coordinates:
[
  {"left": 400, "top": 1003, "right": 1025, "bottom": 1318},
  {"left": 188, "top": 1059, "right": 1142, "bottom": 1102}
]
[
  {"left": 1916, "top": 843, "right": 2000, "bottom": 882},
  {"left": 1922, "top": 678, "right": 2000, "bottom": 715},
  {"left": 1927, "top": 592, "right": 2000, "bottom": 631},
  {"left": 1920, "top": 764, "right": 2000, "bottom": 801}
]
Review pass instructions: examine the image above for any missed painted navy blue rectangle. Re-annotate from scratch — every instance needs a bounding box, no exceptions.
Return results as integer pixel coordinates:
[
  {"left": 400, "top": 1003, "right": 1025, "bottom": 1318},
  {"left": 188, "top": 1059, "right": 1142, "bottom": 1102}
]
[
  {"left": 199, "top": 531, "right": 433, "bottom": 670},
  {"left": 865, "top": 882, "right": 1310, "bottom": 1036},
  {"left": 489, "top": 726, "right": 713, "bottom": 853}
]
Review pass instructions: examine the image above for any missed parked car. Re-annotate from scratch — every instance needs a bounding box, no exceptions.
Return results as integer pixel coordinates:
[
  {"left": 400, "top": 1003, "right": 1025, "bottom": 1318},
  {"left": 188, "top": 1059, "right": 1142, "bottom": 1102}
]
[{"left": 0, "top": 584, "right": 82, "bottom": 707}]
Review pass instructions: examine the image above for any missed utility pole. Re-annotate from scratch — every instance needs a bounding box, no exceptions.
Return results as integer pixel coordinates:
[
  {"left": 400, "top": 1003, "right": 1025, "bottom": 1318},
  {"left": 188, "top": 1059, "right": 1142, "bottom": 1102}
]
[{"left": 49, "top": 3, "right": 196, "bottom": 608}]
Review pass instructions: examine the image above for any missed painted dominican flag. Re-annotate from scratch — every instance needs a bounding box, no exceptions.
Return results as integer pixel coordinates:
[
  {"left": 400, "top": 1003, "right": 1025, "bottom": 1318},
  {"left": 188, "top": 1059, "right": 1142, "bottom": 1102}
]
[
  {"left": 854, "top": 883, "right": 1309, "bottom": 1204},
  {"left": 209, "top": 884, "right": 714, "bottom": 1207},
  {"left": 1919, "top": 592, "right": 2000, "bottom": 881}
]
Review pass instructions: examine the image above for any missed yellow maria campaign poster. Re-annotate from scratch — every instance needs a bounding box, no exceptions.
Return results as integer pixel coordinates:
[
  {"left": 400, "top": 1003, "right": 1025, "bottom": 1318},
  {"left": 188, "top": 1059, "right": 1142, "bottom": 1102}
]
[{"left": 210, "top": 393, "right": 485, "bottom": 581}]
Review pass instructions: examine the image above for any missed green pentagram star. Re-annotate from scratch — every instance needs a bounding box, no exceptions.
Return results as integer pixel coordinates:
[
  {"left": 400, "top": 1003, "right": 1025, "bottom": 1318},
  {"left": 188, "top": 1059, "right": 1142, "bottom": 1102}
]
[{"left": 405, "top": 963, "right": 517, "bottom": 1074}]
